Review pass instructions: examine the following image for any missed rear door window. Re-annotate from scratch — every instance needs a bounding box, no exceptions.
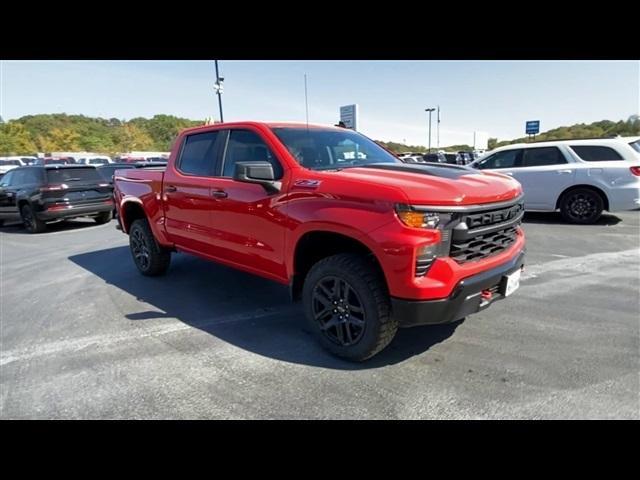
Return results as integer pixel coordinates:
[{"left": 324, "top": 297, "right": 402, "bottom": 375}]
[
  {"left": 178, "top": 131, "right": 220, "bottom": 176},
  {"left": 570, "top": 145, "right": 624, "bottom": 161},
  {"left": 521, "top": 147, "right": 567, "bottom": 167}
]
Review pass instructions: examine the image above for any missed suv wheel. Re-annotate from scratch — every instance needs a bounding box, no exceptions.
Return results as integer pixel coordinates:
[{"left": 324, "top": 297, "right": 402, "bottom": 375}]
[
  {"left": 303, "top": 253, "right": 398, "bottom": 361},
  {"left": 94, "top": 211, "right": 112, "bottom": 224},
  {"left": 560, "top": 188, "right": 604, "bottom": 224},
  {"left": 129, "top": 219, "right": 171, "bottom": 276},
  {"left": 20, "top": 204, "right": 46, "bottom": 233}
]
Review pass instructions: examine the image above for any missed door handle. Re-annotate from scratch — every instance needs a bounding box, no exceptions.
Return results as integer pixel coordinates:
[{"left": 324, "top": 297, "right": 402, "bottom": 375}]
[
  {"left": 557, "top": 169, "right": 573, "bottom": 174},
  {"left": 165, "top": 185, "right": 178, "bottom": 192},
  {"left": 211, "top": 190, "right": 228, "bottom": 199}
]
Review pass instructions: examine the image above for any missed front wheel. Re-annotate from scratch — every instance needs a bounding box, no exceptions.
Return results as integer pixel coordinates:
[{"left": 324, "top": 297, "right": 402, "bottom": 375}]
[
  {"left": 560, "top": 188, "right": 604, "bottom": 224},
  {"left": 303, "top": 253, "right": 398, "bottom": 361},
  {"left": 129, "top": 219, "right": 171, "bottom": 276}
]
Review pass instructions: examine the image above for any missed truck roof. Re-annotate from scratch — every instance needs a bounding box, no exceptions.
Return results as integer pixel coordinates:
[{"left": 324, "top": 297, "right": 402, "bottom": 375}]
[{"left": 181, "top": 121, "right": 344, "bottom": 135}]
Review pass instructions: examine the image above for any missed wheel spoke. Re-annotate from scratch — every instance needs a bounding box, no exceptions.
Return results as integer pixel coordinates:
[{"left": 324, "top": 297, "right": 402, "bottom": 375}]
[
  {"left": 320, "top": 317, "right": 339, "bottom": 330},
  {"left": 344, "top": 323, "right": 353, "bottom": 343},
  {"left": 335, "top": 322, "right": 345, "bottom": 343},
  {"left": 315, "top": 308, "right": 332, "bottom": 321},
  {"left": 347, "top": 317, "right": 365, "bottom": 327},
  {"left": 318, "top": 283, "right": 333, "bottom": 300}
]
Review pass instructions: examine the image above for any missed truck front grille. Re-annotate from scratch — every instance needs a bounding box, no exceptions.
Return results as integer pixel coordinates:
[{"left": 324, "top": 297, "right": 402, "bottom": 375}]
[{"left": 450, "top": 225, "right": 519, "bottom": 263}]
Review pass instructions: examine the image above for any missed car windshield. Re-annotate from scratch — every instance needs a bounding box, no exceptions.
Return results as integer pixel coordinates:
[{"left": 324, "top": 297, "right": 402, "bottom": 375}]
[
  {"left": 271, "top": 127, "right": 401, "bottom": 171},
  {"left": 0, "top": 160, "right": 21, "bottom": 166},
  {"left": 629, "top": 140, "right": 640, "bottom": 154}
]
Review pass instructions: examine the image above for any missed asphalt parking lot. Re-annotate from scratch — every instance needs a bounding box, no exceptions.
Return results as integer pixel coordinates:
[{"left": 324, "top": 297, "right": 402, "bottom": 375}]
[{"left": 1, "top": 212, "right": 638, "bottom": 419}]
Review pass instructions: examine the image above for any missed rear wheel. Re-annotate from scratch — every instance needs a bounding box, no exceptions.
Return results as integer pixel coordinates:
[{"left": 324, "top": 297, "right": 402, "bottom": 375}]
[
  {"left": 129, "top": 218, "right": 171, "bottom": 276},
  {"left": 94, "top": 211, "right": 112, "bottom": 224},
  {"left": 303, "top": 253, "right": 398, "bottom": 361},
  {"left": 560, "top": 188, "right": 604, "bottom": 224},
  {"left": 20, "top": 204, "right": 46, "bottom": 233}
]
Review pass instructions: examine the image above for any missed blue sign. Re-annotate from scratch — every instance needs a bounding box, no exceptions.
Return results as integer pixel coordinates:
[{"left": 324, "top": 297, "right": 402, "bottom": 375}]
[{"left": 526, "top": 120, "right": 540, "bottom": 135}]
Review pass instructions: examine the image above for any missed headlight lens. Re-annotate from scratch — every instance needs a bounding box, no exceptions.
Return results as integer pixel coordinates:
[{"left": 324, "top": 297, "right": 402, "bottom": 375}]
[{"left": 395, "top": 205, "right": 450, "bottom": 229}]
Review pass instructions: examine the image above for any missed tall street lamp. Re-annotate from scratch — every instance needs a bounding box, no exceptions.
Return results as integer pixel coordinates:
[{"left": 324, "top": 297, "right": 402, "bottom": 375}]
[
  {"left": 425, "top": 108, "right": 436, "bottom": 153},
  {"left": 214, "top": 60, "right": 224, "bottom": 122}
]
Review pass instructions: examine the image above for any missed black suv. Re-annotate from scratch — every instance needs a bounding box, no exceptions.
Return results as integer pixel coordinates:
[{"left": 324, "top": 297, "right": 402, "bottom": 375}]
[{"left": 0, "top": 165, "right": 114, "bottom": 233}]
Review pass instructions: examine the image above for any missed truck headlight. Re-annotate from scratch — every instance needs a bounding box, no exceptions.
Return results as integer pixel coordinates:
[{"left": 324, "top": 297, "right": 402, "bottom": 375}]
[{"left": 395, "top": 205, "right": 451, "bottom": 229}]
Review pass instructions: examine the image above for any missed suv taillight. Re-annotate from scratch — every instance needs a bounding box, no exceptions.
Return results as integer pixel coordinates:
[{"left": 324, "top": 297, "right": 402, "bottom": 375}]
[{"left": 630, "top": 166, "right": 640, "bottom": 176}]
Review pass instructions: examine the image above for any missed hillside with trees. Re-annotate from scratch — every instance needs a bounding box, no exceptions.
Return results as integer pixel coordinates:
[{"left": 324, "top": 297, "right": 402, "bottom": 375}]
[
  {"left": 486, "top": 116, "right": 639, "bottom": 150},
  {"left": 0, "top": 114, "right": 202, "bottom": 155},
  {"left": 1, "top": 114, "right": 638, "bottom": 156}
]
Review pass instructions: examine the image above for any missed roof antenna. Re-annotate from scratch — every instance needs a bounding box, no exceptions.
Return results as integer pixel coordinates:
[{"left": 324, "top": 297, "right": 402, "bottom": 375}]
[{"left": 304, "top": 73, "right": 309, "bottom": 130}]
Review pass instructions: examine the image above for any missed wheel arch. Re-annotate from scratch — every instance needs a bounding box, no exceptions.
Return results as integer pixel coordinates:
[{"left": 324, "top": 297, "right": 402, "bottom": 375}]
[
  {"left": 120, "top": 200, "right": 148, "bottom": 233},
  {"left": 290, "top": 230, "right": 387, "bottom": 301}
]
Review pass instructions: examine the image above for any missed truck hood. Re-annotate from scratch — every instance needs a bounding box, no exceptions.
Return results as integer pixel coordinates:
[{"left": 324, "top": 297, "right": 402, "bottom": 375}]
[{"left": 325, "top": 163, "right": 522, "bottom": 205}]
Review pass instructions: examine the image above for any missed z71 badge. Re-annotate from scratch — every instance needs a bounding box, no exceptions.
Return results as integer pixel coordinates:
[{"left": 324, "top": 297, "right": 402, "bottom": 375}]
[{"left": 294, "top": 179, "right": 321, "bottom": 188}]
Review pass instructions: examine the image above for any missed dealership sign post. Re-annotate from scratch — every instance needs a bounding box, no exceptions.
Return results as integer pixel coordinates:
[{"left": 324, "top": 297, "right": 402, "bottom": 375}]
[
  {"left": 525, "top": 120, "right": 540, "bottom": 141},
  {"left": 340, "top": 104, "right": 359, "bottom": 130}
]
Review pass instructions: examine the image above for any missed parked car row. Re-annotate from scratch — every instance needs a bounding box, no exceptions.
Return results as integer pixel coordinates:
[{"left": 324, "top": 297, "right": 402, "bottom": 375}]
[
  {"left": 399, "top": 151, "right": 479, "bottom": 165},
  {"left": 0, "top": 162, "right": 167, "bottom": 232}
]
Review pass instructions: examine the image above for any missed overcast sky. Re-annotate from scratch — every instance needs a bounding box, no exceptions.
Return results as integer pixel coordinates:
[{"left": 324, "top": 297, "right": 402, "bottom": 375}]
[{"left": 1, "top": 60, "right": 638, "bottom": 146}]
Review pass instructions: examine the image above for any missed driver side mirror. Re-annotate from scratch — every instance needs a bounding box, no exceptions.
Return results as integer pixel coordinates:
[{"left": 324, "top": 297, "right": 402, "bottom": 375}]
[{"left": 233, "top": 162, "right": 281, "bottom": 194}]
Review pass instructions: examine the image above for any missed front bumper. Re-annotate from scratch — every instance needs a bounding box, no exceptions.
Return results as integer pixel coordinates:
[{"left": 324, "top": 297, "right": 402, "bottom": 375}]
[
  {"left": 37, "top": 201, "right": 113, "bottom": 221},
  {"left": 391, "top": 249, "right": 525, "bottom": 327}
]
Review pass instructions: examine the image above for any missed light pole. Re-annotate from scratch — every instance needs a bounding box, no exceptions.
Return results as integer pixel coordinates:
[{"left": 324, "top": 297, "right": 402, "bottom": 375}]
[
  {"left": 214, "top": 60, "right": 224, "bottom": 122},
  {"left": 425, "top": 108, "right": 435, "bottom": 153}
]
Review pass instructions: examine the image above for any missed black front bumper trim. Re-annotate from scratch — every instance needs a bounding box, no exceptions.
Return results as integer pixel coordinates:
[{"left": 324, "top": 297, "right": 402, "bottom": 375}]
[{"left": 392, "top": 249, "right": 525, "bottom": 328}]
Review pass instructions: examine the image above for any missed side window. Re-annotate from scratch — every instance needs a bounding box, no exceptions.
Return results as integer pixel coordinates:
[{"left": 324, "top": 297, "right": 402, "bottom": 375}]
[
  {"left": 178, "top": 131, "right": 220, "bottom": 176},
  {"left": 476, "top": 149, "right": 520, "bottom": 169},
  {"left": 570, "top": 145, "right": 624, "bottom": 161},
  {"left": 10, "top": 169, "right": 27, "bottom": 186},
  {"left": 222, "top": 130, "right": 283, "bottom": 179},
  {"left": 521, "top": 147, "right": 567, "bottom": 167},
  {"left": 0, "top": 171, "right": 13, "bottom": 187}
]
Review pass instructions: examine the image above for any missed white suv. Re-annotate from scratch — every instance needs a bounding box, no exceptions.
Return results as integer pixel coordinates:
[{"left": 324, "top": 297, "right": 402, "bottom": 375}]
[{"left": 470, "top": 139, "right": 640, "bottom": 223}]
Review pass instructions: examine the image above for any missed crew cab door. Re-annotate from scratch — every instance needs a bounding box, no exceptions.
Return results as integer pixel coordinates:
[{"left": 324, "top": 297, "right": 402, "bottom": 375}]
[
  {"left": 201, "top": 128, "right": 289, "bottom": 282},
  {"left": 509, "top": 147, "right": 576, "bottom": 210},
  {"left": 162, "top": 129, "right": 226, "bottom": 255}
]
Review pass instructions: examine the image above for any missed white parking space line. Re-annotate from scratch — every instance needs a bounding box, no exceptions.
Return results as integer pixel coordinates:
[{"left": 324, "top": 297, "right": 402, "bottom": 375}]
[{"left": 521, "top": 248, "right": 640, "bottom": 281}]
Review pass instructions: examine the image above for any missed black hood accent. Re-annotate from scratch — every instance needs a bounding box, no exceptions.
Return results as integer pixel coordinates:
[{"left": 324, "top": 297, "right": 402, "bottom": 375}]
[{"left": 356, "top": 163, "right": 476, "bottom": 179}]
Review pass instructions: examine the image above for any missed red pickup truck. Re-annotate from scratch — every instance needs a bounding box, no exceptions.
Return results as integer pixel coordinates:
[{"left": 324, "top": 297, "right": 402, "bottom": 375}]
[{"left": 114, "top": 122, "right": 525, "bottom": 361}]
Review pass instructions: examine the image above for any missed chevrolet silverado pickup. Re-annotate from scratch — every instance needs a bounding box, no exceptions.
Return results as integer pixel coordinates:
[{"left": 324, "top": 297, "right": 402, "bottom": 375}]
[{"left": 113, "top": 122, "right": 526, "bottom": 361}]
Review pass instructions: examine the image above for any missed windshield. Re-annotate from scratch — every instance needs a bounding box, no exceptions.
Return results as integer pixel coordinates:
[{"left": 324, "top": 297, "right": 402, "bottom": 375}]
[
  {"left": 629, "top": 140, "right": 640, "bottom": 154},
  {"left": 271, "top": 127, "right": 401, "bottom": 171},
  {"left": 0, "top": 160, "right": 21, "bottom": 166}
]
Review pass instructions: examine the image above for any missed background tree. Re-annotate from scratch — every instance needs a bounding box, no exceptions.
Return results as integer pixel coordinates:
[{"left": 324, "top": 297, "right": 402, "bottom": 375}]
[{"left": 0, "top": 122, "right": 38, "bottom": 155}]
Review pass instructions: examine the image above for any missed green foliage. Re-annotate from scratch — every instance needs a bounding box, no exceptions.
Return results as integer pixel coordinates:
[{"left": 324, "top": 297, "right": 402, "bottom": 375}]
[
  {"left": 493, "top": 115, "right": 640, "bottom": 148},
  {"left": 0, "top": 122, "right": 37, "bottom": 154},
  {"left": 0, "top": 113, "right": 203, "bottom": 156},
  {"left": 377, "top": 116, "right": 639, "bottom": 154},
  {"left": 1, "top": 114, "right": 638, "bottom": 156}
]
